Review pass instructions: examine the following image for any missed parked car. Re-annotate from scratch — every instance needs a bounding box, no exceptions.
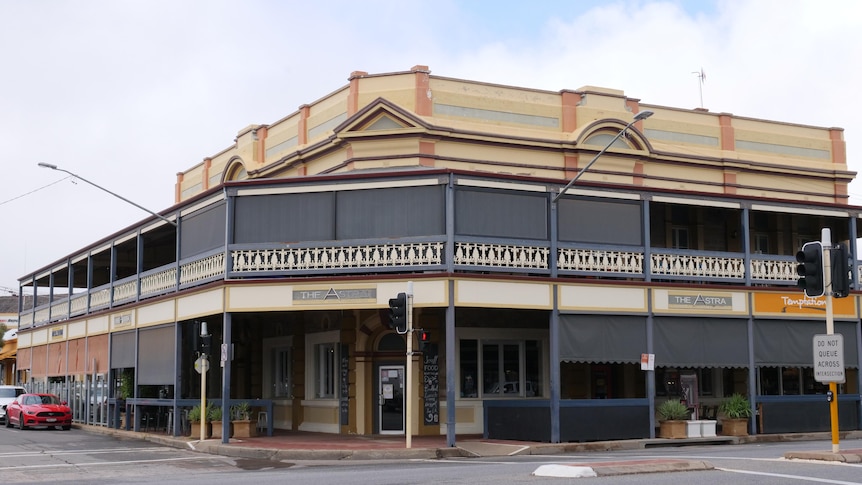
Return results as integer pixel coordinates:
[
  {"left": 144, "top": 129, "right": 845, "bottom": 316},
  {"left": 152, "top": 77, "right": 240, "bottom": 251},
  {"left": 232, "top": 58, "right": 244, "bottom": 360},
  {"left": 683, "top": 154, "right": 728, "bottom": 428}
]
[
  {"left": 4, "top": 393, "right": 72, "bottom": 430},
  {"left": 0, "top": 385, "right": 26, "bottom": 424}
]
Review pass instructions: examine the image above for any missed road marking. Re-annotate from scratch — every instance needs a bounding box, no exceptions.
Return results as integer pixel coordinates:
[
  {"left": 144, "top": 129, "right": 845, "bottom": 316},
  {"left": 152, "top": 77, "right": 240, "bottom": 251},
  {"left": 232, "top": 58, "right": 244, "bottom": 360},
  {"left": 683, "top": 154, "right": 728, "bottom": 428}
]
[
  {"left": 718, "top": 467, "right": 862, "bottom": 484},
  {"left": 0, "top": 456, "right": 209, "bottom": 471},
  {"left": 533, "top": 464, "right": 597, "bottom": 478},
  {"left": 0, "top": 447, "right": 175, "bottom": 458}
]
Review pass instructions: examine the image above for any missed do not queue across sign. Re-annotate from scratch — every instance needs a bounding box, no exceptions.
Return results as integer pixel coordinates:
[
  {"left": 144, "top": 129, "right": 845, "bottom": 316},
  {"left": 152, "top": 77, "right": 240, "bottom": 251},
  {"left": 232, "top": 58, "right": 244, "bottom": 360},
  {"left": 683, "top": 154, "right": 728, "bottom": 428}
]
[{"left": 813, "top": 334, "right": 845, "bottom": 383}]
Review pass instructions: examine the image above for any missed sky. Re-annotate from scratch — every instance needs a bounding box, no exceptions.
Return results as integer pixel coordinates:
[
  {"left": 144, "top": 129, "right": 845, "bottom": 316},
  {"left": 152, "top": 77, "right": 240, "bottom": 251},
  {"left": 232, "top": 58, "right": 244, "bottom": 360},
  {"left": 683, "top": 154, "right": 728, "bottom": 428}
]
[{"left": 1, "top": 0, "right": 861, "bottom": 293}]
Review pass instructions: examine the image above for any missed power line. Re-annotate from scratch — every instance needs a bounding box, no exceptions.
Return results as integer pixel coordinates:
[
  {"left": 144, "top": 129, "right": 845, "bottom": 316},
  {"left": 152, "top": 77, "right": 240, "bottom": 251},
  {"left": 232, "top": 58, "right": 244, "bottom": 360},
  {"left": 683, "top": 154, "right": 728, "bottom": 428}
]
[{"left": 0, "top": 176, "right": 71, "bottom": 207}]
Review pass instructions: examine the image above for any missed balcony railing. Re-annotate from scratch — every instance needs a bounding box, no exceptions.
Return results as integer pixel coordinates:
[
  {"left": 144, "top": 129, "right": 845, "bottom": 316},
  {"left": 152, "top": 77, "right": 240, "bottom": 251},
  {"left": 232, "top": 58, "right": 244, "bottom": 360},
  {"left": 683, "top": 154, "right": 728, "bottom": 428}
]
[{"left": 19, "top": 240, "right": 844, "bottom": 329}]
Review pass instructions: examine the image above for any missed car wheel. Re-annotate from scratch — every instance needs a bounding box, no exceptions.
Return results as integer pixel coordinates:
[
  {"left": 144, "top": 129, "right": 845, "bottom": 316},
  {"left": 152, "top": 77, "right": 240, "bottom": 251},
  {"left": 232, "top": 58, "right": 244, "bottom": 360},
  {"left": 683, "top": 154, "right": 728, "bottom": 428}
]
[
  {"left": 18, "top": 413, "right": 26, "bottom": 430},
  {"left": 4, "top": 417, "right": 10, "bottom": 428},
  {"left": 62, "top": 425, "right": 71, "bottom": 431}
]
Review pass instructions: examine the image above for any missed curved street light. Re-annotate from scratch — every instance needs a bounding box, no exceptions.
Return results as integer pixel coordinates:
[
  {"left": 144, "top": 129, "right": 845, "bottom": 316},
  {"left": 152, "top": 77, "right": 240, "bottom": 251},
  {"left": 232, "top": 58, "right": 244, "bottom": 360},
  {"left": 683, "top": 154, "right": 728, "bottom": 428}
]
[
  {"left": 553, "top": 110, "right": 654, "bottom": 203},
  {"left": 38, "top": 162, "right": 176, "bottom": 226}
]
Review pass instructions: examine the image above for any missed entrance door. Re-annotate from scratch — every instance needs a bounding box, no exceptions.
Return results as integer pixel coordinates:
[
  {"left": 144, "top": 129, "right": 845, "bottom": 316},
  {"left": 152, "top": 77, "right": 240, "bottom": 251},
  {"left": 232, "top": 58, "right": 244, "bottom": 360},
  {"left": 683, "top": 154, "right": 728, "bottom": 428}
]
[{"left": 378, "top": 365, "right": 405, "bottom": 434}]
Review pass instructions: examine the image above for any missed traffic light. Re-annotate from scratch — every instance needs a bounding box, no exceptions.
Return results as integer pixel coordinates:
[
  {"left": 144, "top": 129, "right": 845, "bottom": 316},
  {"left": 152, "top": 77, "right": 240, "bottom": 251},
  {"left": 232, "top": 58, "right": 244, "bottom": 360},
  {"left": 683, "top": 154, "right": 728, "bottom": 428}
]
[
  {"left": 388, "top": 292, "right": 408, "bottom": 334},
  {"left": 831, "top": 243, "right": 851, "bottom": 298},
  {"left": 796, "top": 242, "right": 824, "bottom": 297},
  {"left": 418, "top": 330, "right": 430, "bottom": 351}
]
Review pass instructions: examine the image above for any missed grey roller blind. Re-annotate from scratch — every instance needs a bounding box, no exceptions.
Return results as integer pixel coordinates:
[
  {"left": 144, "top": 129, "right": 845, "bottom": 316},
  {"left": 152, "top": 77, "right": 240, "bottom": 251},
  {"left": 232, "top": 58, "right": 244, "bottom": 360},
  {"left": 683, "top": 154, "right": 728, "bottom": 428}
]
[
  {"left": 455, "top": 188, "right": 547, "bottom": 239},
  {"left": 560, "top": 315, "right": 646, "bottom": 364},
  {"left": 137, "top": 325, "right": 176, "bottom": 385},
  {"left": 179, "top": 202, "right": 226, "bottom": 258},
  {"left": 755, "top": 320, "right": 858, "bottom": 368},
  {"left": 110, "top": 331, "right": 136, "bottom": 369},
  {"left": 654, "top": 317, "right": 749, "bottom": 368}
]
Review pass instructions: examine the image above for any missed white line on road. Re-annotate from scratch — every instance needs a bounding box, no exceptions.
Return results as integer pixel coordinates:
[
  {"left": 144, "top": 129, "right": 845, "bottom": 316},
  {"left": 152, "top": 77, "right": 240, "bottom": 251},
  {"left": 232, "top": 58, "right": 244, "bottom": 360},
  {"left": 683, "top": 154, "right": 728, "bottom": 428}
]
[
  {"left": 718, "top": 467, "right": 862, "bottom": 484},
  {"left": 0, "top": 456, "right": 209, "bottom": 471},
  {"left": 0, "top": 447, "right": 175, "bottom": 458}
]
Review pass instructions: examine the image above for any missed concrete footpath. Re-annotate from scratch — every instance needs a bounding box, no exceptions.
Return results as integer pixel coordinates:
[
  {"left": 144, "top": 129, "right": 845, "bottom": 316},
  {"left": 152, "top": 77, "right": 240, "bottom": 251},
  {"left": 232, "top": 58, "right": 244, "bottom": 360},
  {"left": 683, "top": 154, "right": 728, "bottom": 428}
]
[{"left": 75, "top": 425, "right": 862, "bottom": 477}]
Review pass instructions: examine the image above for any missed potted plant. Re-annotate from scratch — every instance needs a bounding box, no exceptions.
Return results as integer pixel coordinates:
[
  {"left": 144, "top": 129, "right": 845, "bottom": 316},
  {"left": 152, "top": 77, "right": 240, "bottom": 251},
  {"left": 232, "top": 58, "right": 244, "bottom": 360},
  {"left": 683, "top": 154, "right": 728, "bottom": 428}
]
[
  {"left": 657, "top": 399, "right": 689, "bottom": 438},
  {"left": 719, "top": 393, "right": 751, "bottom": 436},
  {"left": 209, "top": 405, "right": 232, "bottom": 439},
  {"left": 230, "top": 401, "right": 257, "bottom": 438},
  {"left": 188, "top": 404, "right": 211, "bottom": 439}
]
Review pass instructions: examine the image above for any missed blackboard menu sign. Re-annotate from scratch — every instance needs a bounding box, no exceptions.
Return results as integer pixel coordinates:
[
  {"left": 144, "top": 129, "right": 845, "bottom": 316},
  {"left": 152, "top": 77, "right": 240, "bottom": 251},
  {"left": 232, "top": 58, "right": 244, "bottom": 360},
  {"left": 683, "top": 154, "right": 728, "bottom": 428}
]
[
  {"left": 423, "top": 345, "right": 439, "bottom": 425},
  {"left": 340, "top": 344, "right": 349, "bottom": 425}
]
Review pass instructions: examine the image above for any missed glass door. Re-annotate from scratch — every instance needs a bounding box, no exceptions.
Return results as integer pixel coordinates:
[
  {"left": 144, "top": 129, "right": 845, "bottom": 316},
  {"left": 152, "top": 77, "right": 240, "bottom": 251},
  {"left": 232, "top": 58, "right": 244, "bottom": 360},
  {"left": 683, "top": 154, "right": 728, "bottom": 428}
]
[{"left": 378, "top": 365, "right": 404, "bottom": 434}]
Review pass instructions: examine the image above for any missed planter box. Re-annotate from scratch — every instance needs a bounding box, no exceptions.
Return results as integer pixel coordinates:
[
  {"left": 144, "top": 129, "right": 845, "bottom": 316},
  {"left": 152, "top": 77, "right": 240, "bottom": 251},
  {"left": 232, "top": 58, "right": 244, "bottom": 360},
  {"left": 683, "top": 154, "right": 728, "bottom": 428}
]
[
  {"left": 721, "top": 418, "right": 749, "bottom": 436},
  {"left": 211, "top": 420, "right": 233, "bottom": 439},
  {"left": 232, "top": 420, "right": 258, "bottom": 438},
  {"left": 190, "top": 422, "right": 211, "bottom": 439},
  {"left": 659, "top": 420, "right": 687, "bottom": 439},
  {"left": 686, "top": 420, "right": 702, "bottom": 438},
  {"left": 700, "top": 420, "right": 717, "bottom": 437}
]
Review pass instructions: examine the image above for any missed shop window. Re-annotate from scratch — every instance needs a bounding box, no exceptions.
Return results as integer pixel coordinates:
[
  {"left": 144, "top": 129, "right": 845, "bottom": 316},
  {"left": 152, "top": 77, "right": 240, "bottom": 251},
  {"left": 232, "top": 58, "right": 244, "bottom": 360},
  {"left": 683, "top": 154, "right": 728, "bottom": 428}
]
[
  {"left": 802, "top": 368, "right": 829, "bottom": 395},
  {"left": 316, "top": 343, "right": 337, "bottom": 399},
  {"left": 274, "top": 347, "right": 293, "bottom": 398},
  {"left": 459, "top": 339, "right": 541, "bottom": 398},
  {"left": 782, "top": 367, "right": 800, "bottom": 395},
  {"left": 305, "top": 331, "right": 339, "bottom": 400},
  {"left": 460, "top": 340, "right": 478, "bottom": 398}
]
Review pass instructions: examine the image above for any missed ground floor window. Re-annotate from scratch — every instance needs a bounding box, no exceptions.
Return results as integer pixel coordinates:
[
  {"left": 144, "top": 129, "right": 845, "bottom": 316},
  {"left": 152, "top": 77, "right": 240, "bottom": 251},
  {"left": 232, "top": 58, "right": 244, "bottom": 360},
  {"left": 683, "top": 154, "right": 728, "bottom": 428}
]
[
  {"left": 758, "top": 366, "right": 833, "bottom": 395},
  {"left": 316, "top": 343, "right": 337, "bottom": 398},
  {"left": 459, "top": 338, "right": 541, "bottom": 398},
  {"left": 274, "top": 347, "right": 293, "bottom": 398},
  {"left": 560, "top": 362, "right": 645, "bottom": 399},
  {"left": 305, "top": 330, "right": 340, "bottom": 400}
]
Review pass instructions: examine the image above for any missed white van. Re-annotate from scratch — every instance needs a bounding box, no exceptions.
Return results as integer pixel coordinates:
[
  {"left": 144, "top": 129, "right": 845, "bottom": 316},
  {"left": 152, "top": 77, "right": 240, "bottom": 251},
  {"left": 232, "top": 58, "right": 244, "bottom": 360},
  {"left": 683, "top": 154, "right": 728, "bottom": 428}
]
[{"left": 0, "top": 385, "right": 26, "bottom": 423}]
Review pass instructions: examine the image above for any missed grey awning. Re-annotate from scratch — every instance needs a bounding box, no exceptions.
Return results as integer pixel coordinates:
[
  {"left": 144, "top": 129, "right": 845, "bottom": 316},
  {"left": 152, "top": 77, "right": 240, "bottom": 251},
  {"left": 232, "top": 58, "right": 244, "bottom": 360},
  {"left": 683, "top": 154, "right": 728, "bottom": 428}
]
[
  {"left": 137, "top": 325, "right": 176, "bottom": 385},
  {"left": 560, "top": 315, "right": 646, "bottom": 364},
  {"left": 755, "top": 320, "right": 859, "bottom": 368},
  {"left": 110, "top": 331, "right": 135, "bottom": 369},
  {"left": 654, "top": 317, "right": 749, "bottom": 368}
]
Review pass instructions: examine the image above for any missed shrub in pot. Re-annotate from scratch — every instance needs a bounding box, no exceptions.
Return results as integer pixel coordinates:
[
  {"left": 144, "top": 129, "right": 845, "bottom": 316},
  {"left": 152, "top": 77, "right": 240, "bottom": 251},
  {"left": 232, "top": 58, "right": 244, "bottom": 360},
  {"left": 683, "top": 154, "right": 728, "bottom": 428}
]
[
  {"left": 230, "top": 401, "right": 257, "bottom": 438},
  {"left": 657, "top": 399, "right": 689, "bottom": 438},
  {"left": 719, "top": 393, "right": 751, "bottom": 436}
]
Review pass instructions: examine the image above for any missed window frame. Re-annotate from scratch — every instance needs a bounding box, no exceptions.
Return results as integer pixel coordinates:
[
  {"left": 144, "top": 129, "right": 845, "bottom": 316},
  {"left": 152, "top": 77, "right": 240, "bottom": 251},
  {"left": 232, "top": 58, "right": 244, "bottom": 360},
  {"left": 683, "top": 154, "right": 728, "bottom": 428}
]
[
  {"left": 456, "top": 328, "right": 546, "bottom": 399},
  {"left": 305, "top": 330, "right": 340, "bottom": 401}
]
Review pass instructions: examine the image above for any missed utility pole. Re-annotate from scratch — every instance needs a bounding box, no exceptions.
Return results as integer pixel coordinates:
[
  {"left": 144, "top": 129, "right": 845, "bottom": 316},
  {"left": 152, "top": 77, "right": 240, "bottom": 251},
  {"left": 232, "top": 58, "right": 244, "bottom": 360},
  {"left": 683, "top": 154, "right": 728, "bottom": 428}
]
[{"left": 405, "top": 281, "right": 414, "bottom": 449}]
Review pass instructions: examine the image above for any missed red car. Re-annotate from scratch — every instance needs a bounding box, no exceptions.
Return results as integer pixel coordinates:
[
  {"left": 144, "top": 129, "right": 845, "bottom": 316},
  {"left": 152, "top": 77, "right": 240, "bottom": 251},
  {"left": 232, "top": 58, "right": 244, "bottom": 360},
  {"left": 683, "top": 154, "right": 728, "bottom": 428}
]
[{"left": 4, "top": 393, "right": 72, "bottom": 430}]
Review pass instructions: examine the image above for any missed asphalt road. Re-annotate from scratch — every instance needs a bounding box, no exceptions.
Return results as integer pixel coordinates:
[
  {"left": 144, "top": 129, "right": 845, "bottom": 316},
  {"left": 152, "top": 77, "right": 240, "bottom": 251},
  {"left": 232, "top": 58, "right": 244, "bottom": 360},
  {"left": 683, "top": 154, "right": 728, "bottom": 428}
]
[{"left": 2, "top": 425, "right": 862, "bottom": 484}]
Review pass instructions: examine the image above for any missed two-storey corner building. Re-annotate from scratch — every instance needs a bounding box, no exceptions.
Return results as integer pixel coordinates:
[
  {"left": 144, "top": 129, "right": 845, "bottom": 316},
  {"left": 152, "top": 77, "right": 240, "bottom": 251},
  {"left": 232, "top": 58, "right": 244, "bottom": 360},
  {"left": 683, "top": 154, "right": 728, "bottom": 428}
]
[{"left": 14, "top": 65, "right": 862, "bottom": 442}]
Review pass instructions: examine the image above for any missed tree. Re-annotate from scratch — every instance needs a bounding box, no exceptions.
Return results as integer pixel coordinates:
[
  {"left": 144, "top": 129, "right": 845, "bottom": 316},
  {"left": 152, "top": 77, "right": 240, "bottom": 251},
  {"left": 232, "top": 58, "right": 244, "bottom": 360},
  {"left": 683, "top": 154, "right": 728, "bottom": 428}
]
[{"left": 0, "top": 322, "right": 7, "bottom": 350}]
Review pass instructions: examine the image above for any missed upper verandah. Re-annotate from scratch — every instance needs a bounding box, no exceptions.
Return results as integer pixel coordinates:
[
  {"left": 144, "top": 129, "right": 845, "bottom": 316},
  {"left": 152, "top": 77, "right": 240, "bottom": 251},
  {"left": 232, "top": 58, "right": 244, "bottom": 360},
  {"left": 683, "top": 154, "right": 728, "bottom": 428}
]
[{"left": 175, "top": 65, "right": 851, "bottom": 205}]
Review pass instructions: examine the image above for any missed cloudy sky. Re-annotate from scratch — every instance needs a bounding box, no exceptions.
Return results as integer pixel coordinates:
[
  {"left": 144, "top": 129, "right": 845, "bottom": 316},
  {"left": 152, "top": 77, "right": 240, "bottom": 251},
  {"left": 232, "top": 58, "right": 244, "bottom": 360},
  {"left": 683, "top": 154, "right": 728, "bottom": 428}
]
[{"left": 1, "top": 0, "right": 860, "bottom": 293}]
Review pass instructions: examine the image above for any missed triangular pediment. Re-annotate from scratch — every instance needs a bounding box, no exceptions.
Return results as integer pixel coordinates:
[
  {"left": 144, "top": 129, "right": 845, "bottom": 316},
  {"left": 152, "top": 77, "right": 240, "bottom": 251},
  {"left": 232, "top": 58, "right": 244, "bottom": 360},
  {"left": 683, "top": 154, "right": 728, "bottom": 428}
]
[{"left": 336, "top": 98, "right": 428, "bottom": 136}]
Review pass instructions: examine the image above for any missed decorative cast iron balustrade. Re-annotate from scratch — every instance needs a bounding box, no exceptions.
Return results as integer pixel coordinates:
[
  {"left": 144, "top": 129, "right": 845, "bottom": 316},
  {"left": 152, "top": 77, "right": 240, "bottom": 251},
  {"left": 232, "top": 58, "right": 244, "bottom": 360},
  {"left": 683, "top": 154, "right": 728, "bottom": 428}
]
[
  {"left": 90, "top": 288, "right": 111, "bottom": 309},
  {"left": 750, "top": 257, "right": 797, "bottom": 282},
  {"left": 650, "top": 252, "right": 746, "bottom": 279},
  {"left": 558, "top": 248, "right": 644, "bottom": 274},
  {"left": 113, "top": 280, "right": 137, "bottom": 303},
  {"left": 141, "top": 267, "right": 178, "bottom": 297},
  {"left": 231, "top": 243, "right": 444, "bottom": 273},
  {"left": 454, "top": 242, "right": 548, "bottom": 269},
  {"left": 50, "top": 300, "right": 68, "bottom": 321},
  {"left": 70, "top": 294, "right": 87, "bottom": 316},
  {"left": 180, "top": 253, "right": 226, "bottom": 284}
]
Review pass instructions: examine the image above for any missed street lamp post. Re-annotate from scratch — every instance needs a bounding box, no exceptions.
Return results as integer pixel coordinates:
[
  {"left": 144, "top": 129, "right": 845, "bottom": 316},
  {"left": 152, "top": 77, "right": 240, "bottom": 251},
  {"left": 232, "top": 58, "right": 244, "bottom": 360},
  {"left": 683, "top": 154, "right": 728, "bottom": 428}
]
[
  {"left": 549, "top": 110, "right": 653, "bottom": 443},
  {"left": 553, "top": 110, "right": 653, "bottom": 203},
  {"left": 37, "top": 162, "right": 177, "bottom": 226}
]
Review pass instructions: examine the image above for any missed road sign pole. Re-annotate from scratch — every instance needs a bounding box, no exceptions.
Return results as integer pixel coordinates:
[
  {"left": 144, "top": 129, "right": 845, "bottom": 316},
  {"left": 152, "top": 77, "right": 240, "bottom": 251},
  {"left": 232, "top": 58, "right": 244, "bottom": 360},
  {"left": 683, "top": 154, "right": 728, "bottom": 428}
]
[
  {"left": 406, "top": 281, "right": 413, "bottom": 450},
  {"left": 822, "top": 229, "right": 840, "bottom": 453}
]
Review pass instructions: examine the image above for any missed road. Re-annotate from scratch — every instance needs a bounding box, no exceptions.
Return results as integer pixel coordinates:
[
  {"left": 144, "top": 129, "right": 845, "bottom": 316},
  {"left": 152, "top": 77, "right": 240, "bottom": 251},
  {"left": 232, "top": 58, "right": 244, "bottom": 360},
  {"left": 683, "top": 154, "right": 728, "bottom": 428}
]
[{"left": 2, "top": 425, "right": 862, "bottom": 484}]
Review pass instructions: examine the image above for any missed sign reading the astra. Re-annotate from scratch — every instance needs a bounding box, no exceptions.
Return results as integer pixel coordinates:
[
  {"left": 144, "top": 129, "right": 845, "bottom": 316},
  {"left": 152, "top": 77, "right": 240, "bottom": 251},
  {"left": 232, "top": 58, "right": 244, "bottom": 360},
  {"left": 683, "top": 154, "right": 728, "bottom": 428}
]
[
  {"left": 668, "top": 293, "right": 733, "bottom": 308},
  {"left": 293, "top": 287, "right": 376, "bottom": 303}
]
